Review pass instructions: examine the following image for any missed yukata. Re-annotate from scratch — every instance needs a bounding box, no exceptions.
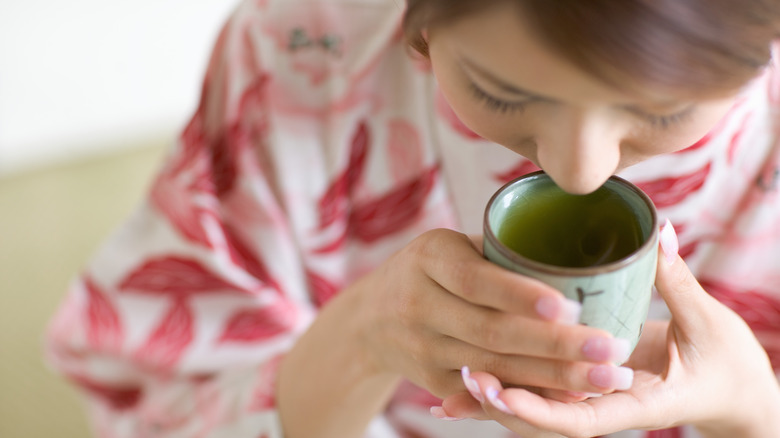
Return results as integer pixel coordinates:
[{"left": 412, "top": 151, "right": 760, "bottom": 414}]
[{"left": 46, "top": 0, "right": 780, "bottom": 437}]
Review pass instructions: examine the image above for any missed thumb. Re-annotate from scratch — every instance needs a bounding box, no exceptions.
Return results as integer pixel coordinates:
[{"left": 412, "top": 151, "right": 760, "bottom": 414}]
[{"left": 654, "top": 219, "right": 718, "bottom": 333}]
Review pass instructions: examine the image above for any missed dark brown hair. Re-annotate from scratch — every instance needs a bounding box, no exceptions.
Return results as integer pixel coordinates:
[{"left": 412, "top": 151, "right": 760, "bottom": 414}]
[{"left": 403, "top": 0, "right": 780, "bottom": 96}]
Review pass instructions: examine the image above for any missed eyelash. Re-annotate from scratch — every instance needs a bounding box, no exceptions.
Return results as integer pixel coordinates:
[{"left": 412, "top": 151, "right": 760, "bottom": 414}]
[
  {"left": 469, "top": 80, "right": 695, "bottom": 128},
  {"left": 469, "top": 83, "right": 529, "bottom": 114},
  {"left": 642, "top": 107, "right": 695, "bottom": 129}
]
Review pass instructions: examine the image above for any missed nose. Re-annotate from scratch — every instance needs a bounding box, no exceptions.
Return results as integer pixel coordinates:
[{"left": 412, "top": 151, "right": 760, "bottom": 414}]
[{"left": 535, "top": 108, "right": 622, "bottom": 195}]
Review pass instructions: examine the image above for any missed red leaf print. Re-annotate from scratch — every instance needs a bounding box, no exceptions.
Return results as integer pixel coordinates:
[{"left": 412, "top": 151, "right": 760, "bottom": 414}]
[
  {"left": 678, "top": 240, "right": 699, "bottom": 260},
  {"left": 635, "top": 163, "right": 711, "bottom": 208},
  {"left": 675, "top": 98, "right": 744, "bottom": 154},
  {"left": 317, "top": 121, "right": 370, "bottom": 230},
  {"left": 84, "top": 276, "right": 124, "bottom": 352},
  {"left": 238, "top": 74, "right": 270, "bottom": 116},
  {"left": 435, "top": 88, "right": 483, "bottom": 140},
  {"left": 494, "top": 159, "right": 541, "bottom": 184},
  {"left": 701, "top": 280, "right": 780, "bottom": 334},
  {"left": 350, "top": 166, "right": 439, "bottom": 243},
  {"left": 311, "top": 228, "right": 349, "bottom": 254},
  {"left": 249, "top": 355, "right": 283, "bottom": 412},
  {"left": 150, "top": 170, "right": 215, "bottom": 248},
  {"left": 701, "top": 279, "right": 780, "bottom": 368},
  {"left": 223, "top": 225, "right": 281, "bottom": 293},
  {"left": 175, "top": 111, "right": 208, "bottom": 176},
  {"left": 306, "top": 269, "right": 339, "bottom": 307},
  {"left": 134, "top": 298, "right": 194, "bottom": 369},
  {"left": 218, "top": 299, "right": 297, "bottom": 343},
  {"left": 727, "top": 112, "right": 751, "bottom": 165},
  {"left": 387, "top": 118, "right": 424, "bottom": 183},
  {"left": 211, "top": 122, "right": 255, "bottom": 198},
  {"left": 645, "top": 427, "right": 683, "bottom": 438},
  {"left": 119, "top": 256, "right": 248, "bottom": 298},
  {"left": 69, "top": 374, "right": 142, "bottom": 411}
]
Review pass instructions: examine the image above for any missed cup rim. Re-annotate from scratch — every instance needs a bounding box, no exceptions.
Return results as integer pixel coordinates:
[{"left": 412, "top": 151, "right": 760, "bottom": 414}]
[{"left": 483, "top": 171, "right": 659, "bottom": 276}]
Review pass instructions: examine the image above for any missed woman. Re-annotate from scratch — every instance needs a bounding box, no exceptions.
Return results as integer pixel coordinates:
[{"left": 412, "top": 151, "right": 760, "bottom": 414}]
[{"left": 47, "top": 0, "right": 780, "bottom": 437}]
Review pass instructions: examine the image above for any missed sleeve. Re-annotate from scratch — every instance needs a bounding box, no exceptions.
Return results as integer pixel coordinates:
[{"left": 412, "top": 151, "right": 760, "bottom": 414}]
[{"left": 44, "top": 3, "right": 314, "bottom": 437}]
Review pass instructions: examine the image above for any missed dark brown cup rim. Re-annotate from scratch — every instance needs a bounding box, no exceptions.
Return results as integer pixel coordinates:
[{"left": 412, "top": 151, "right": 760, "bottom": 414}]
[{"left": 483, "top": 171, "right": 659, "bottom": 276}]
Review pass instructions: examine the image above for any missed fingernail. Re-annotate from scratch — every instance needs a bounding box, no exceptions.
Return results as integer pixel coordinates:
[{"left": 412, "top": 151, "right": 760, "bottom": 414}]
[
  {"left": 535, "top": 296, "right": 581, "bottom": 325},
  {"left": 461, "top": 366, "right": 485, "bottom": 403},
  {"left": 561, "top": 299, "right": 582, "bottom": 325},
  {"left": 485, "top": 387, "right": 514, "bottom": 415},
  {"left": 535, "top": 295, "right": 558, "bottom": 320},
  {"left": 430, "top": 406, "right": 460, "bottom": 421},
  {"left": 588, "top": 365, "right": 634, "bottom": 390},
  {"left": 582, "top": 337, "right": 632, "bottom": 363},
  {"left": 660, "top": 219, "right": 679, "bottom": 266}
]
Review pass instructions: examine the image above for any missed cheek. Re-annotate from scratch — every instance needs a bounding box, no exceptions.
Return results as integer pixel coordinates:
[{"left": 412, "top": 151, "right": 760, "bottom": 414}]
[
  {"left": 631, "top": 100, "right": 737, "bottom": 157},
  {"left": 430, "top": 55, "right": 528, "bottom": 146}
]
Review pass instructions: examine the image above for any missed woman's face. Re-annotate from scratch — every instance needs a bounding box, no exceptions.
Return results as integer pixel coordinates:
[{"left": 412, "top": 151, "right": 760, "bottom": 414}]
[{"left": 427, "top": 3, "right": 741, "bottom": 194}]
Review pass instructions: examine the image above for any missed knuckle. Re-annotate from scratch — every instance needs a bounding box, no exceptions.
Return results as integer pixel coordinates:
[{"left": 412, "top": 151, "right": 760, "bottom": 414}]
[
  {"left": 552, "top": 361, "right": 580, "bottom": 389},
  {"left": 451, "top": 259, "right": 480, "bottom": 299},
  {"left": 477, "top": 317, "right": 506, "bottom": 351},
  {"left": 475, "top": 351, "right": 505, "bottom": 377},
  {"left": 545, "top": 324, "right": 574, "bottom": 359},
  {"left": 418, "top": 228, "right": 456, "bottom": 253}
]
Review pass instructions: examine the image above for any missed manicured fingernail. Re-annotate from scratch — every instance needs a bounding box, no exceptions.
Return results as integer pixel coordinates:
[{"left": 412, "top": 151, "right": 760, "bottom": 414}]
[
  {"left": 582, "top": 337, "right": 632, "bottom": 363},
  {"left": 535, "top": 295, "right": 558, "bottom": 320},
  {"left": 485, "top": 387, "right": 513, "bottom": 415},
  {"left": 430, "top": 406, "right": 460, "bottom": 421},
  {"left": 461, "top": 366, "right": 484, "bottom": 403},
  {"left": 588, "top": 365, "right": 634, "bottom": 390},
  {"left": 660, "top": 219, "right": 679, "bottom": 266},
  {"left": 561, "top": 299, "right": 582, "bottom": 325},
  {"left": 535, "top": 296, "right": 581, "bottom": 325}
]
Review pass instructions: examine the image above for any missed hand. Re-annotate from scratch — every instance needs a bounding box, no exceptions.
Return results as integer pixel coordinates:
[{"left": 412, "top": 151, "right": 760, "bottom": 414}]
[
  {"left": 351, "top": 228, "right": 635, "bottom": 399},
  {"left": 438, "top": 222, "right": 780, "bottom": 438},
  {"left": 278, "top": 228, "right": 633, "bottom": 438}
]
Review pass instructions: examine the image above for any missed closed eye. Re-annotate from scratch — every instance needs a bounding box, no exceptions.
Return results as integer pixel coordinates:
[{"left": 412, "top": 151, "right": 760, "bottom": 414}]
[
  {"left": 469, "top": 82, "right": 532, "bottom": 114},
  {"left": 634, "top": 106, "right": 696, "bottom": 129}
]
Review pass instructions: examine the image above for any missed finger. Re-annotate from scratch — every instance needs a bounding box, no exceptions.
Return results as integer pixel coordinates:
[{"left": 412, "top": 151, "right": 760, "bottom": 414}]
[
  {"left": 537, "top": 388, "right": 605, "bottom": 403},
  {"left": 463, "top": 372, "right": 568, "bottom": 438},
  {"left": 419, "top": 229, "right": 581, "bottom": 322},
  {"left": 622, "top": 319, "right": 668, "bottom": 373},
  {"left": 489, "top": 384, "right": 658, "bottom": 437},
  {"left": 427, "top": 291, "right": 630, "bottom": 362},
  {"left": 655, "top": 220, "right": 721, "bottom": 333},
  {"left": 466, "top": 234, "right": 484, "bottom": 252},
  {"left": 456, "top": 364, "right": 631, "bottom": 404},
  {"left": 439, "top": 391, "right": 490, "bottom": 420}
]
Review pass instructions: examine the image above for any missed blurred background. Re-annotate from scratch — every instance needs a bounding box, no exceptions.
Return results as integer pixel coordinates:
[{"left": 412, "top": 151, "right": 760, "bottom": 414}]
[{"left": 0, "top": 1, "right": 239, "bottom": 436}]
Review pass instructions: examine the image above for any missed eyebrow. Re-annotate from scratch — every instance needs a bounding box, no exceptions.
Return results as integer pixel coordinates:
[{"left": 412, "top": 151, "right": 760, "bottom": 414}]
[{"left": 460, "top": 56, "right": 553, "bottom": 101}]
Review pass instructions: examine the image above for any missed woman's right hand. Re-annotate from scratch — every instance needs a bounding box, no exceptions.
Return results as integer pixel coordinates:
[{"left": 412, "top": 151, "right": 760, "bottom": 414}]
[{"left": 350, "top": 228, "right": 635, "bottom": 400}]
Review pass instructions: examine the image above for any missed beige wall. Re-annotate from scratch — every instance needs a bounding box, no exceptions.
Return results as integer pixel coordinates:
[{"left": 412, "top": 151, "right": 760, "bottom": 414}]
[{"left": 0, "top": 141, "right": 166, "bottom": 438}]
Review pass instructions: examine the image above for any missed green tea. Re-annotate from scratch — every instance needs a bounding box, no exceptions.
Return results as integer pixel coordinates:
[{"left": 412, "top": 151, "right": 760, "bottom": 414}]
[{"left": 497, "top": 182, "right": 645, "bottom": 268}]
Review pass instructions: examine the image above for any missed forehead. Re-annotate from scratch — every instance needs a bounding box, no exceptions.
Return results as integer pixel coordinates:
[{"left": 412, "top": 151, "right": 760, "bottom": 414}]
[{"left": 429, "top": 2, "right": 714, "bottom": 106}]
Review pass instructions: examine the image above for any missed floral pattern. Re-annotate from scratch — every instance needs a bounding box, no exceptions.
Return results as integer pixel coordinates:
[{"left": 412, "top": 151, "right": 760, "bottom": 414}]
[{"left": 45, "top": 0, "right": 780, "bottom": 437}]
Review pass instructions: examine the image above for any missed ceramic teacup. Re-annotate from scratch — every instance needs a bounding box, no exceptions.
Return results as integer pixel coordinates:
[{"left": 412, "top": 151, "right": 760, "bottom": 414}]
[{"left": 483, "top": 171, "right": 658, "bottom": 357}]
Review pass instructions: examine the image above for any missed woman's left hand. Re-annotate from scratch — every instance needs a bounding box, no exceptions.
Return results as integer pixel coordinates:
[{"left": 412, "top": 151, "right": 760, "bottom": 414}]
[{"left": 437, "top": 224, "right": 780, "bottom": 438}]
